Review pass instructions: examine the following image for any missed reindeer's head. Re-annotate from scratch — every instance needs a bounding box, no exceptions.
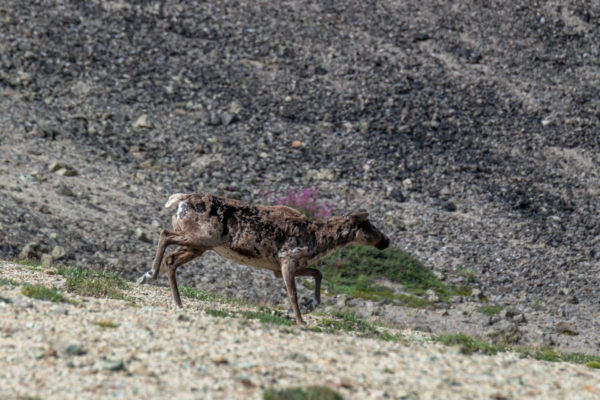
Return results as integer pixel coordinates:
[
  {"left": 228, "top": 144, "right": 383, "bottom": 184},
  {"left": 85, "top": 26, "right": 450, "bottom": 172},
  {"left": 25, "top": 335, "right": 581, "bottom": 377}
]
[{"left": 347, "top": 212, "right": 390, "bottom": 250}]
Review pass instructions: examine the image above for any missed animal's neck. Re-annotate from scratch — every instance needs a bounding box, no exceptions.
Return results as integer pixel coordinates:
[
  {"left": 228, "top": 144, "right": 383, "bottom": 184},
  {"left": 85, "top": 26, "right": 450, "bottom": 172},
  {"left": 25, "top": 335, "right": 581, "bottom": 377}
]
[{"left": 313, "top": 219, "right": 356, "bottom": 259}]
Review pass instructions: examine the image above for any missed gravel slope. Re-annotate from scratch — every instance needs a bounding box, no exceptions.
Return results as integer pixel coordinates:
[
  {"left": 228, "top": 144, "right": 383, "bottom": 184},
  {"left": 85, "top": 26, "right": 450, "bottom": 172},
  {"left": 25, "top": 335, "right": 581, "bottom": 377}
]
[
  {"left": 2, "top": 261, "right": 600, "bottom": 400},
  {"left": 1, "top": 0, "right": 599, "bottom": 356}
]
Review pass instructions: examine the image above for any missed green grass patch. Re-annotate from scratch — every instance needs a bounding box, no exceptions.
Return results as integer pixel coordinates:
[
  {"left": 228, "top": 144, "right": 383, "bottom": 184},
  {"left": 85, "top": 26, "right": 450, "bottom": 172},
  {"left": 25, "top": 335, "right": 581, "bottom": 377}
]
[
  {"left": 586, "top": 361, "right": 600, "bottom": 369},
  {"left": 436, "top": 333, "right": 505, "bottom": 355},
  {"left": 205, "top": 308, "right": 230, "bottom": 318},
  {"left": 318, "top": 311, "right": 372, "bottom": 334},
  {"left": 263, "top": 386, "right": 343, "bottom": 400},
  {"left": 0, "top": 277, "right": 19, "bottom": 286},
  {"left": 93, "top": 319, "right": 119, "bottom": 328},
  {"left": 516, "top": 347, "right": 600, "bottom": 367},
  {"left": 58, "top": 266, "right": 129, "bottom": 300},
  {"left": 13, "top": 259, "right": 41, "bottom": 268},
  {"left": 318, "top": 244, "right": 459, "bottom": 306},
  {"left": 240, "top": 308, "right": 294, "bottom": 326},
  {"left": 315, "top": 311, "right": 404, "bottom": 342},
  {"left": 478, "top": 305, "right": 503, "bottom": 316},
  {"left": 21, "top": 284, "right": 74, "bottom": 304}
]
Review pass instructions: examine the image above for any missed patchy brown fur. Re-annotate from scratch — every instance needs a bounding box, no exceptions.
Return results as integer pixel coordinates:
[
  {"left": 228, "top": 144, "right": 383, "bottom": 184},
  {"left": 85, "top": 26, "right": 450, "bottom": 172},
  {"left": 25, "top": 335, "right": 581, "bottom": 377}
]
[{"left": 138, "top": 192, "right": 390, "bottom": 325}]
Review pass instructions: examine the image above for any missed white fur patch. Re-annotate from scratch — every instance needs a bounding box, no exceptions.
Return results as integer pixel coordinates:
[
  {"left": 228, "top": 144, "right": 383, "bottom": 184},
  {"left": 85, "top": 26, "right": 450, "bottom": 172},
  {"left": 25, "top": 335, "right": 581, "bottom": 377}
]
[
  {"left": 165, "top": 193, "right": 186, "bottom": 208},
  {"left": 176, "top": 201, "right": 188, "bottom": 220}
]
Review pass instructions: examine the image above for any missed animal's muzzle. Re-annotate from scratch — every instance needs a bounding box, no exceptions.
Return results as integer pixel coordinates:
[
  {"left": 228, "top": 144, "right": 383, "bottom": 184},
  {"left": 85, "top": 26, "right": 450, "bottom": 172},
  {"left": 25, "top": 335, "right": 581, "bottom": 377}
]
[{"left": 375, "top": 235, "right": 390, "bottom": 250}]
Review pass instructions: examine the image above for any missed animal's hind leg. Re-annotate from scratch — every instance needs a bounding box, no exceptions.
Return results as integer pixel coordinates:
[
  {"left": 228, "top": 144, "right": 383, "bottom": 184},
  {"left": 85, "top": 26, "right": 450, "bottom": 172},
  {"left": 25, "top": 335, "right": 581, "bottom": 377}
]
[{"left": 164, "top": 247, "right": 204, "bottom": 307}]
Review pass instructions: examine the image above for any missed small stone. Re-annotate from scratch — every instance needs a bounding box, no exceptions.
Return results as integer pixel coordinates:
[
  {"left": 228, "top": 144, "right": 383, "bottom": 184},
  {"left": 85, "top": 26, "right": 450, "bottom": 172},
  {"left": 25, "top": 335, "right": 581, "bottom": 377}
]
[
  {"left": 133, "top": 114, "right": 152, "bottom": 129},
  {"left": 442, "top": 201, "right": 457, "bottom": 212},
  {"left": 425, "top": 289, "right": 439, "bottom": 303},
  {"left": 470, "top": 288, "right": 484, "bottom": 300},
  {"left": 499, "top": 308, "right": 518, "bottom": 320},
  {"left": 437, "top": 309, "right": 449, "bottom": 316},
  {"left": 336, "top": 294, "right": 351, "bottom": 308},
  {"left": 412, "top": 324, "right": 432, "bottom": 333},
  {"left": 135, "top": 228, "right": 152, "bottom": 243},
  {"left": 176, "top": 313, "right": 191, "bottom": 322},
  {"left": 102, "top": 359, "right": 126, "bottom": 372},
  {"left": 389, "top": 188, "right": 406, "bottom": 203},
  {"left": 402, "top": 178, "right": 413, "bottom": 190},
  {"left": 556, "top": 321, "right": 579, "bottom": 336},
  {"left": 316, "top": 168, "right": 334, "bottom": 181},
  {"left": 19, "top": 241, "right": 40, "bottom": 260},
  {"left": 13, "top": 298, "right": 33, "bottom": 309},
  {"left": 56, "top": 167, "right": 78, "bottom": 177},
  {"left": 285, "top": 352, "right": 311, "bottom": 363},
  {"left": 513, "top": 313, "right": 527, "bottom": 324},
  {"left": 212, "top": 355, "right": 228, "bottom": 365},
  {"left": 51, "top": 246, "right": 66, "bottom": 260},
  {"left": 56, "top": 184, "right": 75, "bottom": 197},
  {"left": 62, "top": 343, "right": 85, "bottom": 356},
  {"left": 291, "top": 140, "right": 303, "bottom": 148},
  {"left": 39, "top": 121, "right": 59, "bottom": 138},
  {"left": 486, "top": 320, "right": 522, "bottom": 344},
  {"left": 220, "top": 111, "right": 237, "bottom": 126},
  {"left": 41, "top": 254, "right": 53, "bottom": 268},
  {"left": 48, "top": 161, "right": 65, "bottom": 172},
  {"left": 207, "top": 111, "right": 221, "bottom": 126},
  {"left": 54, "top": 306, "right": 69, "bottom": 315}
]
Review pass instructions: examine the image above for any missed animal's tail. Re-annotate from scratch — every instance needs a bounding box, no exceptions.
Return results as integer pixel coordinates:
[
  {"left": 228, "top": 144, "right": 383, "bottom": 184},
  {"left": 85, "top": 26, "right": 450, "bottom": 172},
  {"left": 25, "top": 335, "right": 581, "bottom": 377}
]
[{"left": 164, "top": 193, "right": 191, "bottom": 208}]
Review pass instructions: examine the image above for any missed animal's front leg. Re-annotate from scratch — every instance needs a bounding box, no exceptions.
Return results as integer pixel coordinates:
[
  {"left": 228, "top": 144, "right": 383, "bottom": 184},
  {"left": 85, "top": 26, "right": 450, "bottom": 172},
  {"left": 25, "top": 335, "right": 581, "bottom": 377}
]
[{"left": 281, "top": 258, "right": 305, "bottom": 325}]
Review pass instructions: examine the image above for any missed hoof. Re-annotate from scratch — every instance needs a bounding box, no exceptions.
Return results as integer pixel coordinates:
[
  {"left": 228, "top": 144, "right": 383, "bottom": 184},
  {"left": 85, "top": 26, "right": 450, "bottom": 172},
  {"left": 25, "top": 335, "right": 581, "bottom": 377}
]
[{"left": 136, "top": 271, "right": 153, "bottom": 286}]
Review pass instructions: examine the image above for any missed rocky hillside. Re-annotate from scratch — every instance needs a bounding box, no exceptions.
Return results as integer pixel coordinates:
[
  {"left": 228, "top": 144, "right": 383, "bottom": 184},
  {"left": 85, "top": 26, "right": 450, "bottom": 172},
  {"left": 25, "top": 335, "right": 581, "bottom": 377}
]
[
  {"left": 1, "top": 1, "right": 599, "bottom": 355},
  {"left": 2, "top": 260, "right": 600, "bottom": 399}
]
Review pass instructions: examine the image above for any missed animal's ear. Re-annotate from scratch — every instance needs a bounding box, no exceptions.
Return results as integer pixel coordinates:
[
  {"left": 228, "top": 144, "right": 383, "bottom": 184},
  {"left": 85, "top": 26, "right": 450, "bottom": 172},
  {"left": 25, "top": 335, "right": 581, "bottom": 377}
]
[{"left": 349, "top": 212, "right": 369, "bottom": 224}]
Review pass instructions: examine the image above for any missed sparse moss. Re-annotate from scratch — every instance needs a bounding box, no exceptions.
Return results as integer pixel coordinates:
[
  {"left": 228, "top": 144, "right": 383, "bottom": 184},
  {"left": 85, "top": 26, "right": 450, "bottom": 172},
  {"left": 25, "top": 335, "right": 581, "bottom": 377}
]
[
  {"left": 478, "top": 305, "right": 502, "bottom": 316},
  {"left": 586, "top": 361, "right": 600, "bottom": 369},
  {"left": 93, "top": 319, "right": 119, "bottom": 328},
  {"left": 263, "top": 386, "right": 343, "bottom": 400},
  {"left": 206, "top": 308, "right": 230, "bottom": 318},
  {"left": 21, "top": 284, "right": 74, "bottom": 304},
  {"left": 240, "top": 309, "right": 294, "bottom": 326},
  {"left": 0, "top": 277, "right": 19, "bottom": 286},
  {"left": 13, "top": 259, "right": 41, "bottom": 268},
  {"left": 436, "top": 333, "right": 505, "bottom": 355},
  {"left": 58, "top": 266, "right": 129, "bottom": 300},
  {"left": 457, "top": 267, "right": 476, "bottom": 283},
  {"left": 516, "top": 347, "right": 600, "bottom": 366}
]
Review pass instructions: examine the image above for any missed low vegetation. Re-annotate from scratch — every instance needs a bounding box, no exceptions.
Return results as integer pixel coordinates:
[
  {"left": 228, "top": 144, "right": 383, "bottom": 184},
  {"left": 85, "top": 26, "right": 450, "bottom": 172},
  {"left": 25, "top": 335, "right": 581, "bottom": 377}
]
[
  {"left": 21, "top": 284, "right": 74, "bottom": 304},
  {"left": 58, "top": 266, "right": 129, "bottom": 300},
  {"left": 435, "top": 332, "right": 600, "bottom": 369},
  {"left": 93, "top": 319, "right": 119, "bottom": 328},
  {"left": 317, "top": 244, "right": 461, "bottom": 307},
  {"left": 477, "top": 305, "right": 503, "bottom": 316},
  {"left": 0, "top": 277, "right": 19, "bottom": 286},
  {"left": 240, "top": 308, "right": 294, "bottom": 326},
  {"left": 263, "top": 386, "right": 343, "bottom": 400},
  {"left": 436, "top": 333, "right": 506, "bottom": 355}
]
